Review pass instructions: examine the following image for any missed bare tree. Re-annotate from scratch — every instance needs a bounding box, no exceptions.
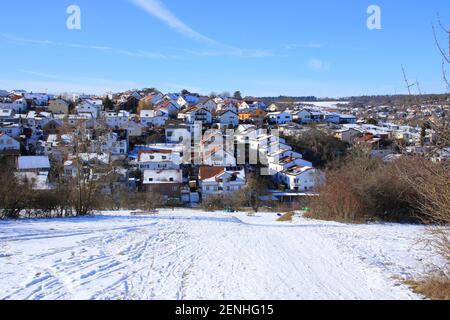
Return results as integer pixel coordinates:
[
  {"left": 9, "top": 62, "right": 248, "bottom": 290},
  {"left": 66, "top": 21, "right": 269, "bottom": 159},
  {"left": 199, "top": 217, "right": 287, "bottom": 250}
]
[
  {"left": 432, "top": 14, "right": 450, "bottom": 91},
  {"left": 60, "top": 121, "right": 106, "bottom": 216}
]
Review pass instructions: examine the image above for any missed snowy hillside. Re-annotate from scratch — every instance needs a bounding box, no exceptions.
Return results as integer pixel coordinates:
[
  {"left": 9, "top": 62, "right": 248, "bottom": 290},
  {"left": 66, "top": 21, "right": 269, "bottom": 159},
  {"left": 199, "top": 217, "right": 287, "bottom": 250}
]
[{"left": 0, "top": 210, "right": 440, "bottom": 300}]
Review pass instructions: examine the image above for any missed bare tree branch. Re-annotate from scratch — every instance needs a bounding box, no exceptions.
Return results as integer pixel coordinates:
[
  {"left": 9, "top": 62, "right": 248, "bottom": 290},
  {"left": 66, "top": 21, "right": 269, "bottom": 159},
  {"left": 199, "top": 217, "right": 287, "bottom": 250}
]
[
  {"left": 432, "top": 25, "right": 450, "bottom": 64},
  {"left": 436, "top": 13, "right": 450, "bottom": 35},
  {"left": 443, "top": 62, "right": 450, "bottom": 92}
]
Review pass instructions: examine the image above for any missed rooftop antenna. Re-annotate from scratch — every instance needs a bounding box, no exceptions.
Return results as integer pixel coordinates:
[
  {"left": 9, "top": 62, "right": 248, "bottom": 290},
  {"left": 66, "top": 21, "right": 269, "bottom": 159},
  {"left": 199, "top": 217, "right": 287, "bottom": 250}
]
[{"left": 401, "top": 65, "right": 415, "bottom": 95}]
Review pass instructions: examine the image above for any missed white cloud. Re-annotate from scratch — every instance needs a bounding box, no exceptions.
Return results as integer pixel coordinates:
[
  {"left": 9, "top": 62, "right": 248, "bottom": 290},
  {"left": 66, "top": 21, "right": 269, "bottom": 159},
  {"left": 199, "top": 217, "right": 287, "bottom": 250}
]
[
  {"left": 176, "top": 48, "right": 274, "bottom": 58},
  {"left": 285, "top": 43, "right": 322, "bottom": 50},
  {"left": 0, "top": 33, "right": 181, "bottom": 60},
  {"left": 307, "top": 58, "right": 330, "bottom": 71},
  {"left": 1, "top": 70, "right": 144, "bottom": 95},
  {"left": 129, "top": 0, "right": 218, "bottom": 45},
  {"left": 129, "top": 0, "right": 273, "bottom": 58}
]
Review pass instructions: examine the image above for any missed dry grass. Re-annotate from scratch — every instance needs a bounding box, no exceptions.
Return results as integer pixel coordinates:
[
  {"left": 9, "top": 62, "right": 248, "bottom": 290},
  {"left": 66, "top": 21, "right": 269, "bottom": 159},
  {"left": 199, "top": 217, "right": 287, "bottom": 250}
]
[
  {"left": 405, "top": 276, "right": 450, "bottom": 300},
  {"left": 277, "top": 212, "right": 295, "bottom": 222}
]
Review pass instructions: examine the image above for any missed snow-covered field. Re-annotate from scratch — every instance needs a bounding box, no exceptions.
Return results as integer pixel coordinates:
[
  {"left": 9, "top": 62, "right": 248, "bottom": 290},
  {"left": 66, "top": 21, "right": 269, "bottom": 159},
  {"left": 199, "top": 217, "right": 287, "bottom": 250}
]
[{"left": 0, "top": 209, "right": 440, "bottom": 300}]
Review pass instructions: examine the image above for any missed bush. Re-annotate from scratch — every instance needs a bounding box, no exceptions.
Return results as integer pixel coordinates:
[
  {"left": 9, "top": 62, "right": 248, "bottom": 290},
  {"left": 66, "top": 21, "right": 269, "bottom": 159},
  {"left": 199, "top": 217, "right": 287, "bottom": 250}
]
[
  {"left": 200, "top": 192, "right": 245, "bottom": 212},
  {"left": 307, "top": 151, "right": 424, "bottom": 223},
  {"left": 277, "top": 212, "right": 295, "bottom": 222},
  {"left": 406, "top": 276, "right": 450, "bottom": 300},
  {"left": 285, "top": 129, "right": 350, "bottom": 168}
]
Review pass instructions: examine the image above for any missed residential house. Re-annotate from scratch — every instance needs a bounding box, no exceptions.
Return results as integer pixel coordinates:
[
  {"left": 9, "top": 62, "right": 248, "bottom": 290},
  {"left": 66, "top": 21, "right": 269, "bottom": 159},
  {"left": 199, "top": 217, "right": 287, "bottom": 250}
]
[
  {"left": 140, "top": 109, "right": 168, "bottom": 127},
  {"left": 179, "top": 106, "right": 212, "bottom": 125},
  {"left": 176, "top": 96, "right": 188, "bottom": 108},
  {"left": 0, "top": 122, "right": 21, "bottom": 137},
  {"left": 237, "top": 101, "right": 251, "bottom": 111},
  {"left": 326, "top": 113, "right": 357, "bottom": 124},
  {"left": 48, "top": 99, "right": 70, "bottom": 114},
  {"left": 122, "top": 121, "right": 144, "bottom": 137},
  {"left": 106, "top": 110, "right": 130, "bottom": 128},
  {"left": 0, "top": 98, "right": 28, "bottom": 113},
  {"left": 92, "top": 130, "right": 129, "bottom": 158},
  {"left": 0, "top": 109, "right": 16, "bottom": 122},
  {"left": 277, "top": 165, "right": 317, "bottom": 192},
  {"left": 67, "top": 113, "right": 93, "bottom": 127},
  {"left": 137, "top": 149, "right": 181, "bottom": 171},
  {"left": 356, "top": 132, "right": 394, "bottom": 158},
  {"left": 334, "top": 127, "right": 361, "bottom": 143},
  {"left": 267, "top": 111, "right": 293, "bottom": 125},
  {"left": 26, "top": 111, "right": 53, "bottom": 129},
  {"left": 267, "top": 150, "right": 313, "bottom": 175},
  {"left": 17, "top": 156, "right": 51, "bottom": 173},
  {"left": 216, "top": 110, "right": 239, "bottom": 127},
  {"left": 155, "top": 100, "right": 181, "bottom": 117},
  {"left": 24, "top": 93, "right": 49, "bottom": 106},
  {"left": 63, "top": 153, "right": 110, "bottom": 178},
  {"left": 76, "top": 101, "right": 101, "bottom": 119},
  {"left": 199, "top": 166, "right": 246, "bottom": 198},
  {"left": 216, "top": 101, "right": 238, "bottom": 113},
  {"left": 296, "top": 110, "right": 326, "bottom": 124},
  {"left": 183, "top": 95, "right": 200, "bottom": 106},
  {"left": 42, "top": 119, "right": 63, "bottom": 137},
  {"left": 201, "top": 99, "right": 218, "bottom": 113},
  {"left": 0, "top": 132, "right": 20, "bottom": 151},
  {"left": 201, "top": 130, "right": 236, "bottom": 167},
  {"left": 238, "top": 109, "right": 266, "bottom": 124},
  {"left": 142, "top": 169, "right": 183, "bottom": 201}
]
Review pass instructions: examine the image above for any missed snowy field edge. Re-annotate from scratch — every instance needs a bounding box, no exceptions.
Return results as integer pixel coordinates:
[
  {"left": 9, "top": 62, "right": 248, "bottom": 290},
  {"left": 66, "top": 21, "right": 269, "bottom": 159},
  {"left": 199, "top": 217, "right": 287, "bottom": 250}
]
[{"left": 0, "top": 209, "right": 442, "bottom": 300}]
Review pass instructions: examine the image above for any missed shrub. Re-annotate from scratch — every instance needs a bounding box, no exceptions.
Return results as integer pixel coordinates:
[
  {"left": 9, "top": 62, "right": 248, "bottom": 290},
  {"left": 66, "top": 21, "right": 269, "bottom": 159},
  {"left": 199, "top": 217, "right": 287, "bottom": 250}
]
[
  {"left": 277, "top": 212, "right": 295, "bottom": 222},
  {"left": 406, "top": 276, "right": 450, "bottom": 300},
  {"left": 307, "top": 151, "right": 424, "bottom": 223}
]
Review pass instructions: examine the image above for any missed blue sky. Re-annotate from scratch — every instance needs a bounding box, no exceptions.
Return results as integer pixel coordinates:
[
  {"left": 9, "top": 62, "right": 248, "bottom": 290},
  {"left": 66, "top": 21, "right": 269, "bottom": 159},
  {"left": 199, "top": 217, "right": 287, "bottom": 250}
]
[{"left": 0, "top": 0, "right": 448, "bottom": 97}]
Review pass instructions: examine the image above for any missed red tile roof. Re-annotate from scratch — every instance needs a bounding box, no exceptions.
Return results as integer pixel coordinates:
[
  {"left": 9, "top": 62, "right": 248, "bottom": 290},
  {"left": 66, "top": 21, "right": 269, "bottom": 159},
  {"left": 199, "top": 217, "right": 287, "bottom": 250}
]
[{"left": 199, "top": 166, "right": 225, "bottom": 180}]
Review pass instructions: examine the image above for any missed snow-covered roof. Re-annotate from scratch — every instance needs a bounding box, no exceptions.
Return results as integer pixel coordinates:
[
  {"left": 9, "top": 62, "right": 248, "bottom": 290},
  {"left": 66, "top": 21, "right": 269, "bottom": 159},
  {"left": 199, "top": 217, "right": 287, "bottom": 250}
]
[
  {"left": 18, "top": 156, "right": 51, "bottom": 170},
  {"left": 282, "top": 165, "right": 314, "bottom": 176},
  {"left": 143, "top": 169, "right": 182, "bottom": 184},
  {"left": 140, "top": 110, "right": 165, "bottom": 118},
  {"left": 0, "top": 109, "right": 14, "bottom": 117}
]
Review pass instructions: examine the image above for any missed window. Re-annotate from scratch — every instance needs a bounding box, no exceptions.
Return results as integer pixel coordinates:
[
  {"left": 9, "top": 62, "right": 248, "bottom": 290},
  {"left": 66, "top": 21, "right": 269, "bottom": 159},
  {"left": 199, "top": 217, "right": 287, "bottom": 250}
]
[
  {"left": 149, "top": 178, "right": 153, "bottom": 182},
  {"left": 169, "top": 177, "right": 174, "bottom": 182}
]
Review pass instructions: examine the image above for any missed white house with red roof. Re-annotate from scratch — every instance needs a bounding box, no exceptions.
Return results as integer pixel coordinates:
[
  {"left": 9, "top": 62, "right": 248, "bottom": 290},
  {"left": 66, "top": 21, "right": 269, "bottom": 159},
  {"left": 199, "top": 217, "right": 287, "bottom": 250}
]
[
  {"left": 199, "top": 166, "right": 246, "bottom": 198},
  {"left": 179, "top": 106, "right": 212, "bottom": 124},
  {"left": 155, "top": 100, "right": 181, "bottom": 117}
]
